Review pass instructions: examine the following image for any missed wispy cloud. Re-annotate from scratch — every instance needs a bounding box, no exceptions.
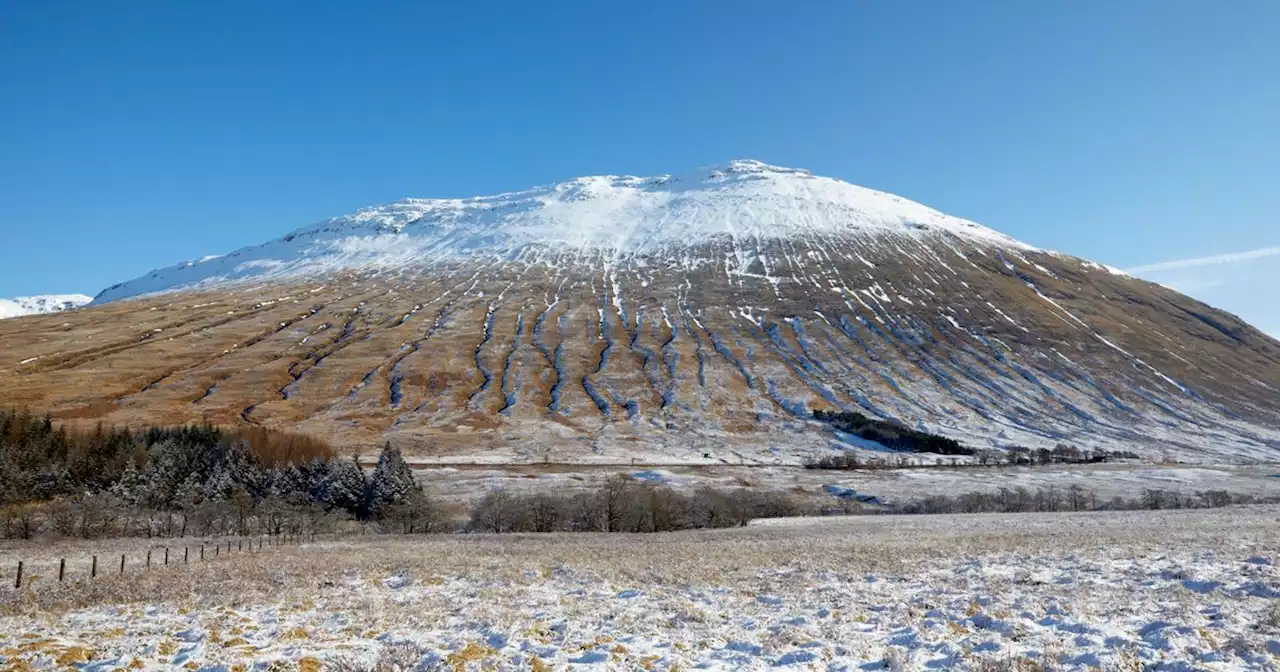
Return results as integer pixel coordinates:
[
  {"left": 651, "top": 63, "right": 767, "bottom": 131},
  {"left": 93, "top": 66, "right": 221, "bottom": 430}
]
[
  {"left": 1127, "top": 246, "right": 1280, "bottom": 274},
  {"left": 1128, "top": 244, "right": 1280, "bottom": 339}
]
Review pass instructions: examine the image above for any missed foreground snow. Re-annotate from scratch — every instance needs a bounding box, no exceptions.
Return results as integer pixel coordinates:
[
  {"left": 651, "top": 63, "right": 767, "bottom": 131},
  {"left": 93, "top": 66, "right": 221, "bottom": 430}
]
[
  {"left": 0, "top": 294, "right": 91, "bottom": 319},
  {"left": 2, "top": 508, "right": 1278, "bottom": 670}
]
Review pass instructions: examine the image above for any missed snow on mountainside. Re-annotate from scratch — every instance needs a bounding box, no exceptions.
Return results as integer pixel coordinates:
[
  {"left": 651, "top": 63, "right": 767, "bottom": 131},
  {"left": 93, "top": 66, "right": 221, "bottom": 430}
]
[
  {"left": 10, "top": 159, "right": 1277, "bottom": 461},
  {"left": 95, "top": 160, "right": 1029, "bottom": 303},
  {"left": 0, "top": 294, "right": 92, "bottom": 319}
]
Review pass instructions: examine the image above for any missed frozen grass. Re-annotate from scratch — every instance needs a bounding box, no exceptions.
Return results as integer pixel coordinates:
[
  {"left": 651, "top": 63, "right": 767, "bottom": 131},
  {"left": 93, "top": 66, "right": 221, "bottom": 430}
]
[
  {"left": 2, "top": 506, "right": 1279, "bottom": 670},
  {"left": 410, "top": 461, "right": 1280, "bottom": 506}
]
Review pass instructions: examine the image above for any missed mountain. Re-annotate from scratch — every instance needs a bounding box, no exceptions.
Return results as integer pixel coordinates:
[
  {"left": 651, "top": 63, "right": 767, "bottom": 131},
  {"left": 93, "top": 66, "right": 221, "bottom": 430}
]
[
  {"left": 94, "top": 160, "right": 1024, "bottom": 302},
  {"left": 0, "top": 294, "right": 92, "bottom": 320},
  {"left": 4, "top": 161, "right": 1279, "bottom": 461}
]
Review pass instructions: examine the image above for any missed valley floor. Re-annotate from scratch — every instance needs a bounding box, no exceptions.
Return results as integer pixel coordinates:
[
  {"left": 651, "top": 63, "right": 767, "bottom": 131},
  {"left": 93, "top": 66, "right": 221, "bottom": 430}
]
[
  {"left": 3, "top": 507, "right": 1280, "bottom": 670},
  {"left": 404, "top": 459, "right": 1280, "bottom": 506}
]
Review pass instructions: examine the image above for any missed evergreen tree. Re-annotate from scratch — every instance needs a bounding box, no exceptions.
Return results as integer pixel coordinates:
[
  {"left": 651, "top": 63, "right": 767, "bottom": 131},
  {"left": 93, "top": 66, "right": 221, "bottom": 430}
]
[
  {"left": 318, "top": 457, "right": 367, "bottom": 515},
  {"left": 111, "top": 459, "right": 145, "bottom": 506},
  {"left": 207, "top": 440, "right": 261, "bottom": 499},
  {"left": 365, "top": 443, "right": 419, "bottom": 515},
  {"left": 174, "top": 472, "right": 205, "bottom": 511}
]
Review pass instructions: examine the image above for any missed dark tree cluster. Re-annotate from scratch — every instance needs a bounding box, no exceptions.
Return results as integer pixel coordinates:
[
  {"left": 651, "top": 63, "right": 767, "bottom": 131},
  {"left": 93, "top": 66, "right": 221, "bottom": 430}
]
[
  {"left": 1, "top": 409, "right": 443, "bottom": 539},
  {"left": 0, "top": 409, "right": 336, "bottom": 505},
  {"left": 813, "top": 409, "right": 972, "bottom": 456}
]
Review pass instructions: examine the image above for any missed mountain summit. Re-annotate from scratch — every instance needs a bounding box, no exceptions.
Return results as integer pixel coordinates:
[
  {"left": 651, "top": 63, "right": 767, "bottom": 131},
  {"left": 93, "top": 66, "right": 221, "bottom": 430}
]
[
  {"left": 96, "top": 160, "right": 1025, "bottom": 303},
  {"left": 5, "top": 162, "right": 1278, "bottom": 461}
]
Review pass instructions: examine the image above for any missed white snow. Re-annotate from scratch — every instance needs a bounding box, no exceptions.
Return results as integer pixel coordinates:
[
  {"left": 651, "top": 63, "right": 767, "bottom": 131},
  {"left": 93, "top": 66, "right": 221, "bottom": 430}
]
[
  {"left": 3, "top": 507, "right": 1277, "bottom": 671},
  {"left": 0, "top": 294, "right": 92, "bottom": 319},
  {"left": 93, "top": 160, "right": 1033, "bottom": 303}
]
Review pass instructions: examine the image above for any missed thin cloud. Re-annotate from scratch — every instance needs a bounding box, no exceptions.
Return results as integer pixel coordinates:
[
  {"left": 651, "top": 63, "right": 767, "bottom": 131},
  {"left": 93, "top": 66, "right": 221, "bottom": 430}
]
[{"left": 1127, "top": 246, "right": 1280, "bottom": 274}]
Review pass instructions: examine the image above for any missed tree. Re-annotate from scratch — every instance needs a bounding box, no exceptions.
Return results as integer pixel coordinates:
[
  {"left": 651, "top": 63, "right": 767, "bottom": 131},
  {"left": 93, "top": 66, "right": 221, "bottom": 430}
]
[
  {"left": 317, "top": 457, "right": 367, "bottom": 515},
  {"left": 366, "top": 443, "right": 420, "bottom": 516},
  {"left": 111, "top": 459, "right": 146, "bottom": 507},
  {"left": 469, "top": 490, "right": 526, "bottom": 532}
]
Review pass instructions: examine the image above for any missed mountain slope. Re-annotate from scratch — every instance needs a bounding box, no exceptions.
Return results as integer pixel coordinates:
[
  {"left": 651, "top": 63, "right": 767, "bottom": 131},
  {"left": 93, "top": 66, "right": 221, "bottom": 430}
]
[
  {"left": 0, "top": 294, "right": 92, "bottom": 320},
  {"left": 94, "top": 161, "right": 1024, "bottom": 303},
  {"left": 3, "top": 161, "right": 1277, "bottom": 461}
]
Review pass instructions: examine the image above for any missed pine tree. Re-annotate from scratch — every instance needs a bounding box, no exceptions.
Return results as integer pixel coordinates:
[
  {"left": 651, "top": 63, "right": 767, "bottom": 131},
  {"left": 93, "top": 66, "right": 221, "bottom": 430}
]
[
  {"left": 319, "top": 457, "right": 367, "bottom": 515},
  {"left": 365, "top": 443, "right": 419, "bottom": 516},
  {"left": 111, "top": 459, "right": 145, "bottom": 506},
  {"left": 203, "top": 463, "right": 240, "bottom": 502},
  {"left": 174, "top": 472, "right": 205, "bottom": 511},
  {"left": 212, "top": 440, "right": 261, "bottom": 498}
]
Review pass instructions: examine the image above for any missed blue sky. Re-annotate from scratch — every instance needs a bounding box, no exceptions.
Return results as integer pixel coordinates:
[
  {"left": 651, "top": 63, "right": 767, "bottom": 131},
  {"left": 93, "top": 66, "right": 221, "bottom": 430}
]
[{"left": 1, "top": 2, "right": 1277, "bottom": 334}]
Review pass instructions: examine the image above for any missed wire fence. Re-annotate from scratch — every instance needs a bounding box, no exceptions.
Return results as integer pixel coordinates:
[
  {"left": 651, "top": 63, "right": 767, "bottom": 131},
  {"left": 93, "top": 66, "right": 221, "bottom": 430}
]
[{"left": 7, "top": 533, "right": 315, "bottom": 591}]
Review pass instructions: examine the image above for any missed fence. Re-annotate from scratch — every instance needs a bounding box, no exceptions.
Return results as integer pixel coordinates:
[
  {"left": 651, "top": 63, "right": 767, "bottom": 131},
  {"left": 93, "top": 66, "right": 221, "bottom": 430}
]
[{"left": 8, "top": 533, "right": 314, "bottom": 590}]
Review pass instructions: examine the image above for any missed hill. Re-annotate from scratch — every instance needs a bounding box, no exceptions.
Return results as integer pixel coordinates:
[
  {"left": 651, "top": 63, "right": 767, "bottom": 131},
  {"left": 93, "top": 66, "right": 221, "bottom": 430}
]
[{"left": 2, "top": 161, "right": 1277, "bottom": 461}]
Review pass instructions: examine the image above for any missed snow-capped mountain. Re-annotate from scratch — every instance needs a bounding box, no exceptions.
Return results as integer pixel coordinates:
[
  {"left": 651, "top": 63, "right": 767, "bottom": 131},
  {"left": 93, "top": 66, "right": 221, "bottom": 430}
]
[
  {"left": 5, "top": 161, "right": 1278, "bottom": 461},
  {"left": 95, "top": 160, "right": 1028, "bottom": 303},
  {"left": 0, "top": 294, "right": 92, "bottom": 320}
]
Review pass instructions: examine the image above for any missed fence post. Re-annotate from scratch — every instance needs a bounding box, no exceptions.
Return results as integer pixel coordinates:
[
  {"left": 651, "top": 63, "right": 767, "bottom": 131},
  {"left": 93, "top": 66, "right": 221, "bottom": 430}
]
[
  {"left": 92, "top": 555, "right": 98, "bottom": 578},
  {"left": 14, "top": 561, "right": 22, "bottom": 589},
  {"left": 146, "top": 550, "right": 152, "bottom": 570},
  {"left": 164, "top": 548, "right": 169, "bottom": 566},
  {"left": 238, "top": 539, "right": 243, "bottom": 552},
  {"left": 120, "top": 554, "right": 125, "bottom": 575},
  {"left": 200, "top": 545, "right": 205, "bottom": 561},
  {"left": 59, "top": 558, "right": 65, "bottom": 582},
  {"left": 184, "top": 547, "right": 189, "bottom": 564}
]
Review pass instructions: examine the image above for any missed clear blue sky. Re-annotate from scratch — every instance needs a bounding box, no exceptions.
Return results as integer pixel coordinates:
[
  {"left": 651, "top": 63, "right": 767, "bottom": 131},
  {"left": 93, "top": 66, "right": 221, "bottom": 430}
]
[{"left": 2, "top": 1, "right": 1277, "bottom": 330}]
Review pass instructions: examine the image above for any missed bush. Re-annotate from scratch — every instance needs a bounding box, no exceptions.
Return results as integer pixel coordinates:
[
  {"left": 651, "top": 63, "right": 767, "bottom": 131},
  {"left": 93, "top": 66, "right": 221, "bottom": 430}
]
[{"left": 327, "top": 640, "right": 442, "bottom": 672}]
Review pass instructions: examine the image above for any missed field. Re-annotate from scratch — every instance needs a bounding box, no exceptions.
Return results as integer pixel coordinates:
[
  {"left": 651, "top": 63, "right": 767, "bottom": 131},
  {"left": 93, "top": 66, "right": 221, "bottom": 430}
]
[
  {"left": 404, "top": 460, "right": 1280, "bottom": 505},
  {"left": 3, "top": 506, "right": 1279, "bottom": 671}
]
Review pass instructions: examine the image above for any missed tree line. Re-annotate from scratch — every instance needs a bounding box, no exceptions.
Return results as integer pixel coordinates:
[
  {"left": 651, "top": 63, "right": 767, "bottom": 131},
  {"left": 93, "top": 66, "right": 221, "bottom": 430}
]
[
  {"left": 891, "top": 485, "right": 1271, "bottom": 515},
  {"left": 466, "top": 475, "right": 805, "bottom": 533},
  {"left": 2, "top": 408, "right": 805, "bottom": 540},
  {"left": 1, "top": 408, "right": 436, "bottom": 539},
  {"left": 3, "top": 408, "right": 1272, "bottom": 541},
  {"left": 806, "top": 443, "right": 1142, "bottom": 470}
]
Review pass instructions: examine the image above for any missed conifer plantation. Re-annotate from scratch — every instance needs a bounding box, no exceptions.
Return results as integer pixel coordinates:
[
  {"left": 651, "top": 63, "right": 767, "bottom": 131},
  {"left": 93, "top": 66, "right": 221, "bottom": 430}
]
[{"left": 0, "top": 408, "right": 443, "bottom": 538}]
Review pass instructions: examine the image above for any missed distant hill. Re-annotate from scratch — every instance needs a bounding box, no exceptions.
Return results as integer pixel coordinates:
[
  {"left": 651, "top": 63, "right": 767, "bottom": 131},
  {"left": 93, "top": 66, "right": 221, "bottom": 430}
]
[{"left": 0, "top": 294, "right": 91, "bottom": 320}]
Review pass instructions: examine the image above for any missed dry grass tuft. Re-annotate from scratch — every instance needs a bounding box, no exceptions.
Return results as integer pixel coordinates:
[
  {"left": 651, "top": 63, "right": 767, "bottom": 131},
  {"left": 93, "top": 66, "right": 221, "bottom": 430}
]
[{"left": 326, "top": 640, "right": 440, "bottom": 672}]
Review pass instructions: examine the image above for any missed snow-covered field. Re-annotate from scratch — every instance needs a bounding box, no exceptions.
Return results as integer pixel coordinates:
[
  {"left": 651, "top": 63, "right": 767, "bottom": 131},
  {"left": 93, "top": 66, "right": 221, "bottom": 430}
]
[
  {"left": 3, "top": 507, "right": 1279, "bottom": 670},
  {"left": 406, "top": 460, "right": 1280, "bottom": 505}
]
